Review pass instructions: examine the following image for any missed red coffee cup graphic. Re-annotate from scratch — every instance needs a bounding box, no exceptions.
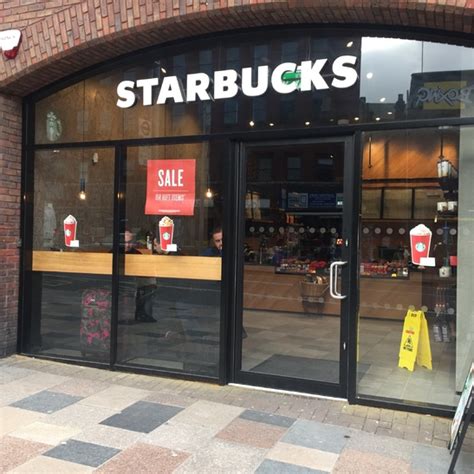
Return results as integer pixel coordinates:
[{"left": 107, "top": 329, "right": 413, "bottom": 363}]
[
  {"left": 410, "top": 224, "right": 432, "bottom": 265},
  {"left": 64, "top": 215, "right": 77, "bottom": 247},
  {"left": 159, "top": 216, "right": 174, "bottom": 251}
]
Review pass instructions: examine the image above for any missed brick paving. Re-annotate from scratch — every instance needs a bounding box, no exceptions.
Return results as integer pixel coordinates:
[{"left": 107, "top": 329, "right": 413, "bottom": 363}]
[{"left": 1, "top": 355, "right": 473, "bottom": 473}]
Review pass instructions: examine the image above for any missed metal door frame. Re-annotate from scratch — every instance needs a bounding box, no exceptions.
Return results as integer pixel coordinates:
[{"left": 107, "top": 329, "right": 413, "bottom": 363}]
[{"left": 228, "top": 135, "right": 359, "bottom": 399}]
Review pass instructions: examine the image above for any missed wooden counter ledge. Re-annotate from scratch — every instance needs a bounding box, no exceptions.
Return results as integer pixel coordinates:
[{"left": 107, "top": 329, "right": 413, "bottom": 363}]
[{"left": 32, "top": 251, "right": 221, "bottom": 281}]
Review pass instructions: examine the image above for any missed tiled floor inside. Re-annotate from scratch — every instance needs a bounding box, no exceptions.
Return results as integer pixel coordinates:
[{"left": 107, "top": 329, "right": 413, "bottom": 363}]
[
  {"left": 1, "top": 355, "right": 473, "bottom": 473},
  {"left": 243, "top": 310, "right": 459, "bottom": 407}
]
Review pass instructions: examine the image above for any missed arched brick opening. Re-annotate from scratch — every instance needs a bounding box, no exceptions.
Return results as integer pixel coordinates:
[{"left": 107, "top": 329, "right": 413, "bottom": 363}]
[{"left": 0, "top": 0, "right": 473, "bottom": 96}]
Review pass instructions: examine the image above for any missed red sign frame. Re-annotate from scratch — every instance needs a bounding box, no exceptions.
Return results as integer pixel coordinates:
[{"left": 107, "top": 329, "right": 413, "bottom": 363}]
[{"left": 145, "top": 159, "right": 196, "bottom": 216}]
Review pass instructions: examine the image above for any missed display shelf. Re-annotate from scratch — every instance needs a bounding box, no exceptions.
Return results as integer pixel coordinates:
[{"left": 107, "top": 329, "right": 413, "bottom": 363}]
[
  {"left": 275, "top": 268, "right": 309, "bottom": 275},
  {"left": 360, "top": 273, "right": 410, "bottom": 280}
]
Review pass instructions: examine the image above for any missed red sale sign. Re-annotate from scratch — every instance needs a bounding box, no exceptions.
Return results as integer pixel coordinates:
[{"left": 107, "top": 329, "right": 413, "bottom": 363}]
[{"left": 145, "top": 159, "right": 196, "bottom": 215}]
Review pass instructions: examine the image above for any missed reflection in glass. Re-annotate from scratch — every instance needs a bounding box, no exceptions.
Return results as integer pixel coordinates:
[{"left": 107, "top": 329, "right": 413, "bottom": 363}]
[{"left": 28, "top": 148, "right": 114, "bottom": 361}]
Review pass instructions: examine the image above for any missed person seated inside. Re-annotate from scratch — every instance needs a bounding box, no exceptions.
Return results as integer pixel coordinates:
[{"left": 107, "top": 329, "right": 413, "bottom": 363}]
[
  {"left": 201, "top": 226, "right": 223, "bottom": 257},
  {"left": 123, "top": 229, "right": 142, "bottom": 254}
]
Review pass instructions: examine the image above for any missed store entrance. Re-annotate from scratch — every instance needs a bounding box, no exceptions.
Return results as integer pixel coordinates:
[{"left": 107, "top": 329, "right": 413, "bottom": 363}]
[{"left": 232, "top": 137, "right": 357, "bottom": 398}]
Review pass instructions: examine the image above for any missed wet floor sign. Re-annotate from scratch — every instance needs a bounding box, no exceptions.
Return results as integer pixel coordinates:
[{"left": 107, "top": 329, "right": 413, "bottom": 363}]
[{"left": 398, "top": 309, "right": 432, "bottom": 372}]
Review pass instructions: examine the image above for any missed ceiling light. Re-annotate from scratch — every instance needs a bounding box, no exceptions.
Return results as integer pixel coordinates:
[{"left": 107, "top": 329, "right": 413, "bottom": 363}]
[
  {"left": 346, "top": 41, "right": 353, "bottom": 48},
  {"left": 366, "top": 72, "right": 373, "bottom": 79}
]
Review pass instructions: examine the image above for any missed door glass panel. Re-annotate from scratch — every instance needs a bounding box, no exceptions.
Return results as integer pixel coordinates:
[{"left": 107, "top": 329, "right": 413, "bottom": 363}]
[
  {"left": 357, "top": 126, "right": 474, "bottom": 409},
  {"left": 241, "top": 142, "right": 345, "bottom": 384},
  {"left": 26, "top": 148, "right": 114, "bottom": 362},
  {"left": 116, "top": 142, "right": 225, "bottom": 377}
]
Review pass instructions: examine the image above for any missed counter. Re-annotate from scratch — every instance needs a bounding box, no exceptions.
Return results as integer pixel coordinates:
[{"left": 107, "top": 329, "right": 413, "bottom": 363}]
[
  {"left": 32, "top": 251, "right": 222, "bottom": 281},
  {"left": 244, "top": 264, "right": 423, "bottom": 320}
]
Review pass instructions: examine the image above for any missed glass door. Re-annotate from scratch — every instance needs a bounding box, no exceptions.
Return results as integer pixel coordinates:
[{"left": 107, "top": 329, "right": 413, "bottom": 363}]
[{"left": 234, "top": 137, "right": 355, "bottom": 397}]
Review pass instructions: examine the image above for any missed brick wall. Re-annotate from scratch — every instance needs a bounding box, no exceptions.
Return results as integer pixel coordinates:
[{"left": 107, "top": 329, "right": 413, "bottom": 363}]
[
  {"left": 0, "top": 93, "right": 21, "bottom": 357},
  {"left": 0, "top": 1, "right": 473, "bottom": 96}
]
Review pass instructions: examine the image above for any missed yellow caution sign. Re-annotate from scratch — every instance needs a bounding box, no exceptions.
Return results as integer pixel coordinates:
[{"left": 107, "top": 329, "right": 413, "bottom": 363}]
[{"left": 399, "top": 310, "right": 432, "bottom": 372}]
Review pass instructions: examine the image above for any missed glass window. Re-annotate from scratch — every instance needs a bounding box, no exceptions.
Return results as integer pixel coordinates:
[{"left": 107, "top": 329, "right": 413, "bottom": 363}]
[
  {"left": 34, "top": 32, "right": 474, "bottom": 144},
  {"left": 357, "top": 126, "right": 474, "bottom": 408},
  {"left": 360, "top": 38, "right": 474, "bottom": 124},
  {"left": 287, "top": 156, "right": 301, "bottom": 181},
  {"left": 257, "top": 157, "right": 272, "bottom": 181},
  {"left": 26, "top": 148, "right": 114, "bottom": 361},
  {"left": 116, "top": 141, "right": 225, "bottom": 377},
  {"left": 35, "top": 82, "right": 85, "bottom": 144}
]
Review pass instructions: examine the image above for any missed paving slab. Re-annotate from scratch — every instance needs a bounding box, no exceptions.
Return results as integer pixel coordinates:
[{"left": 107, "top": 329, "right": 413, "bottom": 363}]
[
  {"left": 282, "top": 419, "right": 350, "bottom": 454},
  {"left": 9, "top": 421, "right": 81, "bottom": 446},
  {"left": 51, "top": 378, "right": 111, "bottom": 398},
  {"left": 9, "top": 455, "right": 94, "bottom": 473},
  {"left": 0, "top": 406, "right": 45, "bottom": 436},
  {"left": 346, "top": 429, "right": 414, "bottom": 461},
  {"left": 100, "top": 401, "right": 183, "bottom": 433},
  {"left": 11, "top": 372, "right": 71, "bottom": 391},
  {"left": 216, "top": 417, "right": 287, "bottom": 449},
  {"left": 333, "top": 448, "right": 411, "bottom": 473},
  {"left": 0, "top": 366, "right": 36, "bottom": 384},
  {"left": 43, "top": 439, "right": 120, "bottom": 468},
  {"left": 45, "top": 402, "right": 119, "bottom": 430},
  {"left": 145, "top": 420, "right": 220, "bottom": 452},
  {"left": 0, "top": 436, "right": 50, "bottom": 473},
  {"left": 11, "top": 390, "right": 82, "bottom": 414},
  {"left": 256, "top": 459, "right": 328, "bottom": 473},
  {"left": 174, "top": 438, "right": 266, "bottom": 473},
  {"left": 169, "top": 400, "right": 244, "bottom": 434},
  {"left": 267, "top": 442, "right": 339, "bottom": 472},
  {"left": 239, "top": 409, "right": 296, "bottom": 428},
  {"left": 73, "top": 424, "right": 146, "bottom": 450},
  {"left": 411, "top": 443, "right": 474, "bottom": 474},
  {"left": 79, "top": 385, "right": 151, "bottom": 411},
  {"left": 96, "top": 442, "right": 190, "bottom": 473}
]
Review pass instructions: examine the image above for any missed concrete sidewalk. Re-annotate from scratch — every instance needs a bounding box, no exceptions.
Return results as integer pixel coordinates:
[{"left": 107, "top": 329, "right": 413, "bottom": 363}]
[{"left": 0, "top": 356, "right": 472, "bottom": 473}]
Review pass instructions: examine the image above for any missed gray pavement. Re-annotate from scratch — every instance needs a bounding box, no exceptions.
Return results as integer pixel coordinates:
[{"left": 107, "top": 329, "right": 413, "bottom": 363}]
[{"left": 0, "top": 355, "right": 473, "bottom": 473}]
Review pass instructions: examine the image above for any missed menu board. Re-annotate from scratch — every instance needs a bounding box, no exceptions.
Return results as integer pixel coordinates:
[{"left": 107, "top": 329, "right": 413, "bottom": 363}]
[{"left": 287, "top": 192, "right": 308, "bottom": 209}]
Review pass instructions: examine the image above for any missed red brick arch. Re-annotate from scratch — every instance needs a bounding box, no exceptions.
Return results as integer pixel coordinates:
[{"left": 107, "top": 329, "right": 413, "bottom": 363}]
[{"left": 1, "top": 0, "right": 474, "bottom": 96}]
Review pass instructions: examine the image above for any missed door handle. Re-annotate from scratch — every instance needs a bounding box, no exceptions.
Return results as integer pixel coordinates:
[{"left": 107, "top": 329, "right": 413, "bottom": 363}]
[{"left": 329, "top": 261, "right": 347, "bottom": 300}]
